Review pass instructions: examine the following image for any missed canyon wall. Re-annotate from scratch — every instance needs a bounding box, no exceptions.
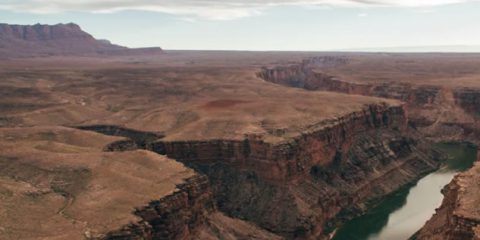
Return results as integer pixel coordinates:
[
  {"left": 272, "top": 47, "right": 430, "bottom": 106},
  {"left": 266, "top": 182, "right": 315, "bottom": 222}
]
[
  {"left": 78, "top": 101, "right": 441, "bottom": 239},
  {"left": 103, "top": 175, "right": 215, "bottom": 240},
  {"left": 161, "top": 104, "right": 407, "bottom": 182},
  {"left": 413, "top": 162, "right": 480, "bottom": 240},
  {"left": 259, "top": 61, "right": 480, "bottom": 142},
  {"left": 70, "top": 58, "right": 460, "bottom": 239},
  {"left": 100, "top": 163, "right": 282, "bottom": 240},
  {"left": 260, "top": 58, "right": 480, "bottom": 239},
  {"left": 158, "top": 104, "right": 442, "bottom": 238},
  {"left": 259, "top": 64, "right": 441, "bottom": 107},
  {"left": 73, "top": 126, "right": 283, "bottom": 240}
]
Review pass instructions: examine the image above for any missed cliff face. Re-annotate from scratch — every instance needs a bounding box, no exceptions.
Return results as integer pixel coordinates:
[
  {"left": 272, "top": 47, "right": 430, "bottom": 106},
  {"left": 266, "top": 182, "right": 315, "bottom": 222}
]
[
  {"left": 161, "top": 104, "right": 408, "bottom": 182},
  {"left": 259, "top": 61, "right": 480, "bottom": 143},
  {"left": 259, "top": 65, "right": 371, "bottom": 95},
  {"left": 76, "top": 102, "right": 440, "bottom": 239},
  {"left": 259, "top": 65, "right": 441, "bottom": 107},
  {"left": 414, "top": 162, "right": 480, "bottom": 240},
  {"left": 103, "top": 174, "right": 284, "bottom": 240},
  {"left": 0, "top": 23, "right": 162, "bottom": 58},
  {"left": 158, "top": 104, "right": 441, "bottom": 238},
  {"left": 103, "top": 175, "right": 215, "bottom": 240},
  {"left": 71, "top": 125, "right": 283, "bottom": 240},
  {"left": 259, "top": 59, "right": 480, "bottom": 239}
]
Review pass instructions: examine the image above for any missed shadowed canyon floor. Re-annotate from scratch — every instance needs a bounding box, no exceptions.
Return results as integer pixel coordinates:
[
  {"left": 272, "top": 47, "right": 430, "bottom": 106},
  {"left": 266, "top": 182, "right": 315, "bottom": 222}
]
[{"left": 1, "top": 51, "right": 480, "bottom": 239}]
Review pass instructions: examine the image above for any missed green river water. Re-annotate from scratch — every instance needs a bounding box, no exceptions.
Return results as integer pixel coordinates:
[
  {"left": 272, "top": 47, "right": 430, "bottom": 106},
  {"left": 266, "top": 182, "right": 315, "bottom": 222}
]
[{"left": 332, "top": 142, "right": 477, "bottom": 240}]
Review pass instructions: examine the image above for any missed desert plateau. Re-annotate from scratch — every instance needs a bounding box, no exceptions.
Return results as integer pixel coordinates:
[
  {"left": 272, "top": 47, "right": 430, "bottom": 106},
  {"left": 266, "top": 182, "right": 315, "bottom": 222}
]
[{"left": 1, "top": 1, "right": 480, "bottom": 240}]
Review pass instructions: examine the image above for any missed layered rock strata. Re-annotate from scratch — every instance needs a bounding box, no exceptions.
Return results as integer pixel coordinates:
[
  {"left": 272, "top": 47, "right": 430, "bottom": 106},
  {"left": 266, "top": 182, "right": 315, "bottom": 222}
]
[
  {"left": 414, "top": 162, "right": 480, "bottom": 240},
  {"left": 260, "top": 58, "right": 480, "bottom": 239},
  {"left": 259, "top": 62, "right": 480, "bottom": 142},
  {"left": 104, "top": 175, "right": 215, "bottom": 240},
  {"left": 158, "top": 104, "right": 442, "bottom": 238},
  {"left": 75, "top": 102, "right": 441, "bottom": 239}
]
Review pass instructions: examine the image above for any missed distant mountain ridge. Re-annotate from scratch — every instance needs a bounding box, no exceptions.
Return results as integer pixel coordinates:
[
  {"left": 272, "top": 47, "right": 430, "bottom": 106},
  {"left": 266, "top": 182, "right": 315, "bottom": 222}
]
[{"left": 0, "top": 23, "right": 162, "bottom": 58}]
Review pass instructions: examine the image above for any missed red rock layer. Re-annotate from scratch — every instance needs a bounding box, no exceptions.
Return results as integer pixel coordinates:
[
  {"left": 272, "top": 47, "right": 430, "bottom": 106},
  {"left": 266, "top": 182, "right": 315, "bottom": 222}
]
[
  {"left": 414, "top": 162, "right": 480, "bottom": 240},
  {"left": 161, "top": 104, "right": 406, "bottom": 182},
  {"left": 103, "top": 175, "right": 215, "bottom": 240},
  {"left": 259, "top": 64, "right": 441, "bottom": 107},
  {"left": 259, "top": 60, "right": 480, "bottom": 141},
  {"left": 158, "top": 104, "right": 441, "bottom": 238}
]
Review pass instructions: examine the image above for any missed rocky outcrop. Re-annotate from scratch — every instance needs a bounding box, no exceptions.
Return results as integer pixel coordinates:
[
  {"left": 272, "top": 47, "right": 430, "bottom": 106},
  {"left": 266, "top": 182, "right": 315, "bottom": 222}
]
[
  {"left": 413, "top": 162, "right": 480, "bottom": 240},
  {"left": 103, "top": 175, "right": 215, "bottom": 240},
  {"left": 0, "top": 23, "right": 162, "bottom": 58}
]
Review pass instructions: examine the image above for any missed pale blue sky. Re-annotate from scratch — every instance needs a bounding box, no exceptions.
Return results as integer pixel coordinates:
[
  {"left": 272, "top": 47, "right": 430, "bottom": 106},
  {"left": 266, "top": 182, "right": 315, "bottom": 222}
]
[{"left": 1, "top": 0, "right": 479, "bottom": 51}]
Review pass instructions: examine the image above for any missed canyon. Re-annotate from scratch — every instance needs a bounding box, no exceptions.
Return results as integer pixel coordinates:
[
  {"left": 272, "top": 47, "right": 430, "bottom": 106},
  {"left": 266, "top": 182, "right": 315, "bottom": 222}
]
[
  {"left": 259, "top": 54, "right": 480, "bottom": 239},
  {"left": 1, "top": 24, "right": 480, "bottom": 239}
]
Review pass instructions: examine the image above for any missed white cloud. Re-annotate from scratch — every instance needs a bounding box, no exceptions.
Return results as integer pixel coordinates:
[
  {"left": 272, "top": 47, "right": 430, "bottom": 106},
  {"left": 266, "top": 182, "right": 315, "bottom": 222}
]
[
  {"left": 0, "top": 0, "right": 477, "bottom": 20},
  {"left": 358, "top": 12, "right": 368, "bottom": 17}
]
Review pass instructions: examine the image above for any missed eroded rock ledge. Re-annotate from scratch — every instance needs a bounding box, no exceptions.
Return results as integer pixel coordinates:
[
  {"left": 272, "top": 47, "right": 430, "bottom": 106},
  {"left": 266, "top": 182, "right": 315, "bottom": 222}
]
[
  {"left": 414, "top": 162, "right": 480, "bottom": 240},
  {"left": 103, "top": 175, "right": 215, "bottom": 240}
]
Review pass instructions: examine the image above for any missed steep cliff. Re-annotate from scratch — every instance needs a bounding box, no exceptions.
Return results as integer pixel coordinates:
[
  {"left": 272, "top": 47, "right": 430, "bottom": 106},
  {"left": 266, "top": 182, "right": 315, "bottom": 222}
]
[
  {"left": 259, "top": 63, "right": 441, "bottom": 107},
  {"left": 103, "top": 175, "right": 215, "bottom": 240},
  {"left": 259, "top": 58, "right": 480, "bottom": 239},
  {"left": 413, "top": 162, "right": 480, "bottom": 240},
  {"left": 159, "top": 104, "right": 441, "bottom": 238},
  {"left": 0, "top": 126, "right": 282, "bottom": 240},
  {"left": 259, "top": 60, "right": 480, "bottom": 144},
  {"left": 75, "top": 102, "right": 441, "bottom": 239}
]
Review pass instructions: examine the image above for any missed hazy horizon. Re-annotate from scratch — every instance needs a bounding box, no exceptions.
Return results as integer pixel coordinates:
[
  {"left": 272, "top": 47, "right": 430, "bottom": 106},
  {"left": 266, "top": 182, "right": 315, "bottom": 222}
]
[{"left": 1, "top": 0, "right": 480, "bottom": 52}]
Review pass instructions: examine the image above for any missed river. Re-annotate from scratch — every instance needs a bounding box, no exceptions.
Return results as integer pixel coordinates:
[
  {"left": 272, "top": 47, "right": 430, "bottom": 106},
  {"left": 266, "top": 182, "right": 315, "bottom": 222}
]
[{"left": 332, "top": 142, "right": 477, "bottom": 240}]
